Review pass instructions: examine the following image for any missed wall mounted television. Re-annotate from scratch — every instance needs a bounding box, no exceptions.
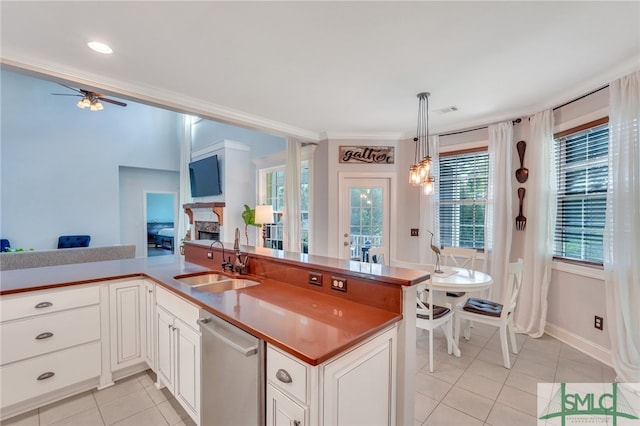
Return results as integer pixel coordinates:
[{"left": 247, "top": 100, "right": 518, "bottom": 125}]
[{"left": 189, "top": 155, "right": 222, "bottom": 197}]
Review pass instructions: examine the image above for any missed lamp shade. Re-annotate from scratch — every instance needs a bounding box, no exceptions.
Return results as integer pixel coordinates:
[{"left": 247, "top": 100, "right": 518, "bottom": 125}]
[{"left": 254, "top": 205, "right": 274, "bottom": 225}]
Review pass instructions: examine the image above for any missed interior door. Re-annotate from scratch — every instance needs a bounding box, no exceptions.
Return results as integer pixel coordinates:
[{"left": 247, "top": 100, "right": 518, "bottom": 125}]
[{"left": 338, "top": 177, "right": 390, "bottom": 261}]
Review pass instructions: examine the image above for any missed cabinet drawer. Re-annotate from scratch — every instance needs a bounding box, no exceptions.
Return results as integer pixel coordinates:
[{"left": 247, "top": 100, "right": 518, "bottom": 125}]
[
  {"left": 0, "top": 341, "right": 102, "bottom": 408},
  {"left": 0, "top": 286, "right": 99, "bottom": 322},
  {"left": 1, "top": 305, "right": 101, "bottom": 365},
  {"left": 156, "top": 286, "right": 199, "bottom": 329},
  {"left": 267, "top": 345, "right": 309, "bottom": 404}
]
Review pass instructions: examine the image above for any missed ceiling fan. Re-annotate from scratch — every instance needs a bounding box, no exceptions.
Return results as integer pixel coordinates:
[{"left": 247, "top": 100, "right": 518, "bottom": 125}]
[{"left": 51, "top": 84, "right": 127, "bottom": 111}]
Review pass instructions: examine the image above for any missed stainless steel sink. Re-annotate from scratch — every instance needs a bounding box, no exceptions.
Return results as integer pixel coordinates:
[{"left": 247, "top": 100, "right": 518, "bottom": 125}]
[
  {"left": 175, "top": 273, "right": 230, "bottom": 286},
  {"left": 191, "top": 279, "right": 260, "bottom": 293},
  {"left": 175, "top": 273, "right": 260, "bottom": 292}
]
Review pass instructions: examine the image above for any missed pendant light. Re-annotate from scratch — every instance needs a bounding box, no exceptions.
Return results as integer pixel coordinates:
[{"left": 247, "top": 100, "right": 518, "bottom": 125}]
[{"left": 409, "top": 92, "right": 435, "bottom": 195}]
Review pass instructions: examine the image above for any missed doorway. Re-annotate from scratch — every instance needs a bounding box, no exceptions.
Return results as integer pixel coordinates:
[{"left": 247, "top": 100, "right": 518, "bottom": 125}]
[
  {"left": 338, "top": 175, "right": 393, "bottom": 262},
  {"left": 145, "top": 192, "right": 177, "bottom": 257}
]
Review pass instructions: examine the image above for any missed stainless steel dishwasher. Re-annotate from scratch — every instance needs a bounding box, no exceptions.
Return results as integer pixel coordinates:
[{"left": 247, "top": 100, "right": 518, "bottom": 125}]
[{"left": 198, "top": 309, "right": 265, "bottom": 426}]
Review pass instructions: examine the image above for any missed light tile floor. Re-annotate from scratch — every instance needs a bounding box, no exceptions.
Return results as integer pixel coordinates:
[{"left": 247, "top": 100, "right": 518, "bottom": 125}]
[
  {"left": 415, "top": 322, "right": 617, "bottom": 426},
  {"left": 2, "top": 326, "right": 616, "bottom": 426},
  {"left": 1, "top": 370, "right": 196, "bottom": 426}
]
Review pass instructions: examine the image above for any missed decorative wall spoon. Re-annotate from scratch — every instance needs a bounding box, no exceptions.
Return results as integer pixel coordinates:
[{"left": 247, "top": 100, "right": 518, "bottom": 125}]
[{"left": 515, "top": 140, "right": 529, "bottom": 183}]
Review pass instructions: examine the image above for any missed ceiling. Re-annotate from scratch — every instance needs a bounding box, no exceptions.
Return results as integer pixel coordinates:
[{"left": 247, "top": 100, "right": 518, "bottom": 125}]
[{"left": 1, "top": 1, "right": 638, "bottom": 141}]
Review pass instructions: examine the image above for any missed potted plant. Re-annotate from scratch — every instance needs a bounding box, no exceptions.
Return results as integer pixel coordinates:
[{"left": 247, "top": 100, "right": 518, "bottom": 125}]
[
  {"left": 241, "top": 204, "right": 261, "bottom": 245},
  {"left": 179, "top": 229, "right": 190, "bottom": 255}
]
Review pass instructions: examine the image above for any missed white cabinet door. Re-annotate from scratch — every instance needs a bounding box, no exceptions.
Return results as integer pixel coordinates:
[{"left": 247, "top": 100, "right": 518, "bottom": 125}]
[
  {"left": 174, "top": 317, "right": 200, "bottom": 418},
  {"left": 156, "top": 289, "right": 201, "bottom": 425},
  {"left": 109, "top": 280, "right": 144, "bottom": 370},
  {"left": 143, "top": 280, "right": 155, "bottom": 369},
  {"left": 267, "top": 384, "right": 307, "bottom": 426},
  {"left": 156, "top": 305, "right": 175, "bottom": 390},
  {"left": 322, "top": 327, "right": 396, "bottom": 426}
]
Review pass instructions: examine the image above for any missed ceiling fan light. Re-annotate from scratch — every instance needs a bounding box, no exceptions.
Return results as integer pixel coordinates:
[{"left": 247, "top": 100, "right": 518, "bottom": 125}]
[
  {"left": 87, "top": 41, "right": 113, "bottom": 54},
  {"left": 83, "top": 98, "right": 91, "bottom": 107},
  {"left": 90, "top": 103, "right": 98, "bottom": 111},
  {"left": 77, "top": 99, "right": 85, "bottom": 109},
  {"left": 95, "top": 101, "right": 104, "bottom": 110}
]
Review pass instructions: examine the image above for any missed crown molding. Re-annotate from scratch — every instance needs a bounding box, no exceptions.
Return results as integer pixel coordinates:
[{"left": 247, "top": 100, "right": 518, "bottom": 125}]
[{"left": 320, "top": 131, "right": 407, "bottom": 141}]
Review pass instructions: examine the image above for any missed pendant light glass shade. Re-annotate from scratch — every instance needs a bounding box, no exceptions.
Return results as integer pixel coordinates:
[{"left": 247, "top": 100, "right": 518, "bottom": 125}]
[{"left": 409, "top": 92, "right": 435, "bottom": 192}]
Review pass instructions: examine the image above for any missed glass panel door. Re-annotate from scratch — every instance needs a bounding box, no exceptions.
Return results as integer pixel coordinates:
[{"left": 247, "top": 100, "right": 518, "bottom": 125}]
[{"left": 339, "top": 177, "right": 390, "bottom": 261}]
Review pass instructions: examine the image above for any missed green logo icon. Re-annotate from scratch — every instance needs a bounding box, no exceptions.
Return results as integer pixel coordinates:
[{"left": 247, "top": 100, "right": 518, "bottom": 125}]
[{"left": 538, "top": 383, "right": 639, "bottom": 425}]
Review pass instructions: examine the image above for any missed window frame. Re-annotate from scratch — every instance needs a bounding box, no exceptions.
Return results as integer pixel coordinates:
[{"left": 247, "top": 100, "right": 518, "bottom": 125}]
[
  {"left": 553, "top": 117, "right": 609, "bottom": 268},
  {"left": 438, "top": 146, "right": 488, "bottom": 250},
  {"left": 258, "top": 159, "right": 311, "bottom": 252}
]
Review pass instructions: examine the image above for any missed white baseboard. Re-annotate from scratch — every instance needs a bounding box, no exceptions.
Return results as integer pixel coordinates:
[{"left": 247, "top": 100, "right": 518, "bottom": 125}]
[{"left": 545, "top": 322, "right": 612, "bottom": 367}]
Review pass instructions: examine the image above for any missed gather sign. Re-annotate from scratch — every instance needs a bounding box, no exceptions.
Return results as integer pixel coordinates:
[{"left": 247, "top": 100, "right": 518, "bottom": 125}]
[{"left": 339, "top": 146, "right": 394, "bottom": 164}]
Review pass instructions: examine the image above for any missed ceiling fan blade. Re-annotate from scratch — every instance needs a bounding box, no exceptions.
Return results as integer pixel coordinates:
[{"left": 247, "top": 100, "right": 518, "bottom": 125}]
[
  {"left": 51, "top": 93, "right": 83, "bottom": 97},
  {"left": 98, "top": 97, "right": 127, "bottom": 107}
]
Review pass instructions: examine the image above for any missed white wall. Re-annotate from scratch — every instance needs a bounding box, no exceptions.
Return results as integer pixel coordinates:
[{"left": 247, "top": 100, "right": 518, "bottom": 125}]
[
  {"left": 0, "top": 70, "right": 182, "bottom": 250},
  {"left": 119, "top": 167, "right": 180, "bottom": 257},
  {"left": 190, "top": 120, "right": 286, "bottom": 244}
]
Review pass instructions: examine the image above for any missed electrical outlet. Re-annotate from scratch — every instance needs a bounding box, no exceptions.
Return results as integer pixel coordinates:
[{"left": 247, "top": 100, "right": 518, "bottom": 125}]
[
  {"left": 594, "top": 315, "right": 604, "bottom": 330},
  {"left": 411, "top": 228, "right": 419, "bottom": 237},
  {"left": 308, "top": 272, "right": 322, "bottom": 286},
  {"left": 331, "top": 277, "right": 347, "bottom": 292}
]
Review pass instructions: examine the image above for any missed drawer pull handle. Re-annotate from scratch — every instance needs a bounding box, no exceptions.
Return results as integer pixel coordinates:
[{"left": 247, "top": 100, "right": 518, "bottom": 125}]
[
  {"left": 276, "top": 368, "right": 292, "bottom": 384},
  {"left": 37, "top": 372, "right": 55, "bottom": 381},
  {"left": 35, "top": 302, "right": 53, "bottom": 309},
  {"left": 35, "top": 332, "right": 54, "bottom": 340},
  {"left": 294, "top": 421, "right": 301, "bottom": 426}
]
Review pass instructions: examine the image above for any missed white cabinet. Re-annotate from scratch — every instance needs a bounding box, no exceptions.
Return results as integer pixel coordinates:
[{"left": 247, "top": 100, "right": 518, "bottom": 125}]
[
  {"left": 0, "top": 285, "right": 102, "bottom": 419},
  {"left": 322, "top": 328, "right": 396, "bottom": 425},
  {"left": 267, "top": 384, "right": 308, "bottom": 426},
  {"left": 109, "top": 279, "right": 145, "bottom": 370},
  {"left": 155, "top": 285, "right": 200, "bottom": 424},
  {"left": 143, "top": 280, "right": 155, "bottom": 369},
  {"left": 266, "top": 325, "right": 396, "bottom": 426}
]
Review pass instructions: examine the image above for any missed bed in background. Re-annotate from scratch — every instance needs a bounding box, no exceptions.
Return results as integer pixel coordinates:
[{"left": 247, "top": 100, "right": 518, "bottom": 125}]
[{"left": 147, "top": 222, "right": 175, "bottom": 253}]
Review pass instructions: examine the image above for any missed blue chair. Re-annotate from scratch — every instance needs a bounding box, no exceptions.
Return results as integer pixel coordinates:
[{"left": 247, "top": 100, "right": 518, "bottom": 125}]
[
  {"left": 57, "top": 235, "right": 91, "bottom": 249},
  {"left": 1, "top": 239, "right": 10, "bottom": 252}
]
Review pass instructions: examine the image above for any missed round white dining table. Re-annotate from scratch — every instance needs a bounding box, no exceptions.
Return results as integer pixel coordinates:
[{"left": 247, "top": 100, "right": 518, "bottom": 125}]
[
  {"left": 429, "top": 265, "right": 493, "bottom": 293},
  {"left": 426, "top": 265, "right": 493, "bottom": 357}
]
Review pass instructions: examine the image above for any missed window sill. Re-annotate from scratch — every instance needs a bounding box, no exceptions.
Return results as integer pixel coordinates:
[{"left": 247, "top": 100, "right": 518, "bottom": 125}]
[{"left": 552, "top": 260, "right": 605, "bottom": 281}]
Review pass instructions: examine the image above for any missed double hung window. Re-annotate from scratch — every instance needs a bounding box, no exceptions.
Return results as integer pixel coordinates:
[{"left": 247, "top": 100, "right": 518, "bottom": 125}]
[
  {"left": 439, "top": 149, "right": 488, "bottom": 249},
  {"left": 554, "top": 119, "right": 608, "bottom": 265}
]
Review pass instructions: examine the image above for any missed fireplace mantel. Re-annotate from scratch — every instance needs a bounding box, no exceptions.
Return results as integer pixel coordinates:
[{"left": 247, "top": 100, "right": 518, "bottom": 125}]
[{"left": 183, "top": 202, "right": 225, "bottom": 226}]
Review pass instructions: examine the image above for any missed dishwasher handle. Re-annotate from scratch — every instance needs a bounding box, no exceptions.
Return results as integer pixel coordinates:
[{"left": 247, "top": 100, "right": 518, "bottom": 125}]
[{"left": 198, "top": 317, "right": 258, "bottom": 357}]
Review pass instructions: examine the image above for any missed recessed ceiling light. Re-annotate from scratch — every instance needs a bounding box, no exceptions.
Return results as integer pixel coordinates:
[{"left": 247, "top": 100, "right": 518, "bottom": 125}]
[{"left": 87, "top": 41, "right": 113, "bottom": 54}]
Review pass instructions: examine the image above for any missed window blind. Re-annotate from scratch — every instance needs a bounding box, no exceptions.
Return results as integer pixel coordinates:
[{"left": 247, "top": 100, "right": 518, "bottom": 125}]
[
  {"left": 554, "top": 123, "right": 608, "bottom": 264},
  {"left": 439, "top": 150, "right": 488, "bottom": 249}
]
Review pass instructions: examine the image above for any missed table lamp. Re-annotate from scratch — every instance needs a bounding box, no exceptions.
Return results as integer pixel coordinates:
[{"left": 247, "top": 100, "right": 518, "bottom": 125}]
[{"left": 254, "top": 205, "right": 274, "bottom": 247}]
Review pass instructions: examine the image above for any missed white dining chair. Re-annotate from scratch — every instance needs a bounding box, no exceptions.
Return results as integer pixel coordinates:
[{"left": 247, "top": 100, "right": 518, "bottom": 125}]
[
  {"left": 368, "top": 247, "right": 386, "bottom": 265},
  {"left": 454, "top": 258, "right": 524, "bottom": 369},
  {"left": 439, "top": 247, "right": 478, "bottom": 302},
  {"left": 440, "top": 247, "right": 478, "bottom": 337},
  {"left": 391, "top": 259, "right": 455, "bottom": 372},
  {"left": 416, "top": 282, "right": 455, "bottom": 373}
]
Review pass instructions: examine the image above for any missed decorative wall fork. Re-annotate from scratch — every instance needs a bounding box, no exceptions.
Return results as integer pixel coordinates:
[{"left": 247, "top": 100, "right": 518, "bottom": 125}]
[{"left": 516, "top": 187, "right": 527, "bottom": 231}]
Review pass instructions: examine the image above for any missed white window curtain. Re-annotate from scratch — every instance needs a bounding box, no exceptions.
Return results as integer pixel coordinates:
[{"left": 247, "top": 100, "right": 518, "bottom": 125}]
[
  {"left": 514, "top": 109, "right": 556, "bottom": 337},
  {"left": 178, "top": 115, "right": 193, "bottom": 244},
  {"left": 604, "top": 70, "right": 640, "bottom": 384},
  {"left": 484, "top": 122, "right": 513, "bottom": 301},
  {"left": 283, "top": 138, "right": 301, "bottom": 252},
  {"left": 419, "top": 135, "right": 440, "bottom": 264}
]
